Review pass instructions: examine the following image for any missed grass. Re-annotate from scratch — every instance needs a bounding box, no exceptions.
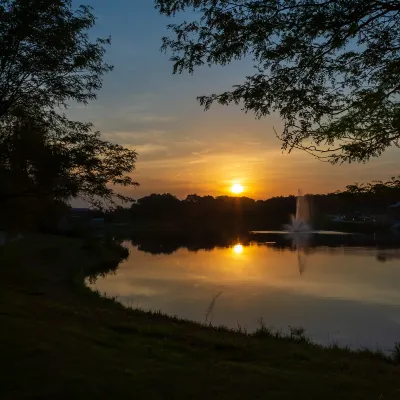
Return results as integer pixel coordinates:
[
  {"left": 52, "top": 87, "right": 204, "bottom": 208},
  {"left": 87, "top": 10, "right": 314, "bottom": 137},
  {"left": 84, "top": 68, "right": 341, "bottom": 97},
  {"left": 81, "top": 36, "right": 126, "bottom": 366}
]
[
  {"left": 204, "top": 291, "right": 223, "bottom": 324},
  {"left": 1, "top": 235, "right": 400, "bottom": 399},
  {"left": 393, "top": 342, "right": 400, "bottom": 363}
]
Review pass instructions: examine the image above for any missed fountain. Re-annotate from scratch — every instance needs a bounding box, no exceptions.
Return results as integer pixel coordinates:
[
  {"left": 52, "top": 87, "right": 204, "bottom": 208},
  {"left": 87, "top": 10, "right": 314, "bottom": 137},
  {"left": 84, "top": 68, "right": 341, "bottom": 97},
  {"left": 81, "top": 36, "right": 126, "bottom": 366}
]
[
  {"left": 250, "top": 189, "right": 348, "bottom": 274},
  {"left": 284, "top": 190, "right": 311, "bottom": 232},
  {"left": 283, "top": 190, "right": 312, "bottom": 275}
]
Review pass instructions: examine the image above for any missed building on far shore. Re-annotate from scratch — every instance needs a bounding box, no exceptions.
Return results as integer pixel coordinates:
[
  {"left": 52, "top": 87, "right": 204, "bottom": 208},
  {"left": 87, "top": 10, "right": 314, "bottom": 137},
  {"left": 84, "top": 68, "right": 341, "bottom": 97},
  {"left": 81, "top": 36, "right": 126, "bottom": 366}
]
[
  {"left": 388, "top": 202, "right": 400, "bottom": 222},
  {"left": 58, "top": 208, "right": 104, "bottom": 232},
  {"left": 388, "top": 202, "right": 400, "bottom": 235}
]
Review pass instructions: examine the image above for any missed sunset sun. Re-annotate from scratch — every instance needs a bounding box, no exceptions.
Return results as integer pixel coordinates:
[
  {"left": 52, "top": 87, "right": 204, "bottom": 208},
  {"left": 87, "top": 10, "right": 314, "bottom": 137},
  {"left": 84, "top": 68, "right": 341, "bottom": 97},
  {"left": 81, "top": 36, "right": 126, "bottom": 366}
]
[
  {"left": 231, "top": 183, "right": 244, "bottom": 194},
  {"left": 233, "top": 244, "right": 243, "bottom": 254}
]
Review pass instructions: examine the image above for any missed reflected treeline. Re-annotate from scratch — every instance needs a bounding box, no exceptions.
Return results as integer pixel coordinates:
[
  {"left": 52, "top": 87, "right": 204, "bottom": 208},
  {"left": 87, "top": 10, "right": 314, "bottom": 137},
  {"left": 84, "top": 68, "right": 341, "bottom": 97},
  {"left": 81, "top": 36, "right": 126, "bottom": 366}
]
[
  {"left": 375, "top": 251, "right": 400, "bottom": 263},
  {"left": 111, "top": 229, "right": 400, "bottom": 256},
  {"left": 114, "top": 229, "right": 252, "bottom": 255},
  {"left": 84, "top": 236, "right": 130, "bottom": 284}
]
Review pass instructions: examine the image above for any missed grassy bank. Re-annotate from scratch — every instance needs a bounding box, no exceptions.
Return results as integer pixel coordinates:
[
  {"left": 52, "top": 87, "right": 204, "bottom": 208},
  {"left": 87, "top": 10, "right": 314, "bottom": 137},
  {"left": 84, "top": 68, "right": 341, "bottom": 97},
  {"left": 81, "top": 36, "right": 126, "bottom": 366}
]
[{"left": 1, "top": 235, "right": 400, "bottom": 399}]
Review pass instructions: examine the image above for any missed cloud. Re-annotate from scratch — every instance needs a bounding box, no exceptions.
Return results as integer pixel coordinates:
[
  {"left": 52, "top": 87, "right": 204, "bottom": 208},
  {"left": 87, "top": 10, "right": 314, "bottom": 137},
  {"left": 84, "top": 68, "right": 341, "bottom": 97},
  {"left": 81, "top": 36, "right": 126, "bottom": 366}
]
[
  {"left": 129, "top": 114, "right": 176, "bottom": 123},
  {"left": 131, "top": 143, "right": 168, "bottom": 156},
  {"left": 188, "top": 159, "right": 207, "bottom": 164},
  {"left": 68, "top": 92, "right": 400, "bottom": 201},
  {"left": 68, "top": 92, "right": 178, "bottom": 133},
  {"left": 102, "top": 130, "right": 166, "bottom": 145}
]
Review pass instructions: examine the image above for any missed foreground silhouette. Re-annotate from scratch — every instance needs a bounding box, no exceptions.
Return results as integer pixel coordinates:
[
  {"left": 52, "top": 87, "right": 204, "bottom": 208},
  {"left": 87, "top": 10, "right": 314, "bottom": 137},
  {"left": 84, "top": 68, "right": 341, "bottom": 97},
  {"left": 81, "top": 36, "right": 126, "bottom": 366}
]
[{"left": 156, "top": 0, "right": 400, "bottom": 163}]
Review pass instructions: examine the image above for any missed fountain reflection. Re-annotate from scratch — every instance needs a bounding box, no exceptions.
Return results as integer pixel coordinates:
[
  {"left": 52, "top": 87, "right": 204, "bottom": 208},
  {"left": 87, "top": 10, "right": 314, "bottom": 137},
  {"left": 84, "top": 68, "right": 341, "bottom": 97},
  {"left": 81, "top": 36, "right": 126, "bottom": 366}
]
[
  {"left": 285, "top": 231, "right": 313, "bottom": 275},
  {"left": 113, "top": 231, "right": 400, "bottom": 275},
  {"left": 283, "top": 189, "right": 313, "bottom": 275}
]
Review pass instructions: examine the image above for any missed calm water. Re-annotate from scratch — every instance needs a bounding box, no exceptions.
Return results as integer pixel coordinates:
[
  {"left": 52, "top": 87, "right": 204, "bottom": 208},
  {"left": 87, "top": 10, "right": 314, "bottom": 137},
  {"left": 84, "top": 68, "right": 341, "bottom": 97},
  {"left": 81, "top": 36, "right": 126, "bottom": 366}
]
[{"left": 89, "top": 236, "right": 400, "bottom": 351}]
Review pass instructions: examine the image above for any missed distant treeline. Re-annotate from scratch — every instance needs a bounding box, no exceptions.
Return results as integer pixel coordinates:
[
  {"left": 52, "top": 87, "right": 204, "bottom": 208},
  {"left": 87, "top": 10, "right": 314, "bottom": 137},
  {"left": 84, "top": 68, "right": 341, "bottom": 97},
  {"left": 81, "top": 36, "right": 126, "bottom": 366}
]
[{"left": 107, "top": 177, "right": 400, "bottom": 231}]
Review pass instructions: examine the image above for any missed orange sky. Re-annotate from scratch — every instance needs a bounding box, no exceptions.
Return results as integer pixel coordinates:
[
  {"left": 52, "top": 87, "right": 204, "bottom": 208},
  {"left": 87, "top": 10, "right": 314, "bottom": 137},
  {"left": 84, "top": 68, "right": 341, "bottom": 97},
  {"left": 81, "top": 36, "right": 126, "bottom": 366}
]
[
  {"left": 100, "top": 101, "right": 400, "bottom": 200},
  {"left": 69, "top": 0, "right": 400, "bottom": 202},
  {"left": 73, "top": 98, "right": 400, "bottom": 201}
]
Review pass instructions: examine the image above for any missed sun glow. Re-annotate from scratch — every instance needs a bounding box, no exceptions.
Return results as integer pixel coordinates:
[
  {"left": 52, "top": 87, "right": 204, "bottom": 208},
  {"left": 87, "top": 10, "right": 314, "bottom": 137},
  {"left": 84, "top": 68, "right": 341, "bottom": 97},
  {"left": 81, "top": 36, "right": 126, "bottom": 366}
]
[
  {"left": 233, "top": 244, "right": 243, "bottom": 254},
  {"left": 231, "top": 183, "right": 244, "bottom": 194}
]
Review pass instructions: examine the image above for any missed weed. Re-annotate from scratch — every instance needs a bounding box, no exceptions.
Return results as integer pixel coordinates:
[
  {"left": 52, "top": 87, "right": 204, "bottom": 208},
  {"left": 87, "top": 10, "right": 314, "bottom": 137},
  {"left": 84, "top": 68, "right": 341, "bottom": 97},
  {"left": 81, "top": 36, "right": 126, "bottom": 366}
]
[
  {"left": 392, "top": 342, "right": 400, "bottom": 363},
  {"left": 252, "top": 318, "right": 273, "bottom": 338},
  {"left": 204, "top": 291, "right": 222, "bottom": 325},
  {"left": 289, "top": 326, "right": 310, "bottom": 343},
  {"left": 236, "top": 321, "right": 248, "bottom": 335}
]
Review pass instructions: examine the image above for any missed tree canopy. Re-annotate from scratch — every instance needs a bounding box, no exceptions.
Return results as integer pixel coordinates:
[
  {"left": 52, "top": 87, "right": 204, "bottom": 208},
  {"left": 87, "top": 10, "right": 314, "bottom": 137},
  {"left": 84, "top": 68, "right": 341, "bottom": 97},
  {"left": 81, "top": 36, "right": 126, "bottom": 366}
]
[
  {"left": 0, "top": 0, "right": 138, "bottom": 214},
  {"left": 0, "top": 0, "right": 112, "bottom": 119},
  {"left": 106, "top": 176, "right": 400, "bottom": 238},
  {"left": 0, "top": 111, "right": 138, "bottom": 207},
  {"left": 156, "top": 0, "right": 400, "bottom": 163}
]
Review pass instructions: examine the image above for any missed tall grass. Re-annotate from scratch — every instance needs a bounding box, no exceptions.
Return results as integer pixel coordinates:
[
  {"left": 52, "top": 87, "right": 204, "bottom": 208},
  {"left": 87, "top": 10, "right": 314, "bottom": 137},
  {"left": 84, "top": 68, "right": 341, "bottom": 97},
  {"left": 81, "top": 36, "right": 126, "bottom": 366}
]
[
  {"left": 89, "top": 277, "right": 400, "bottom": 365},
  {"left": 90, "top": 285, "right": 400, "bottom": 363},
  {"left": 392, "top": 342, "right": 400, "bottom": 363},
  {"left": 205, "top": 291, "right": 222, "bottom": 324}
]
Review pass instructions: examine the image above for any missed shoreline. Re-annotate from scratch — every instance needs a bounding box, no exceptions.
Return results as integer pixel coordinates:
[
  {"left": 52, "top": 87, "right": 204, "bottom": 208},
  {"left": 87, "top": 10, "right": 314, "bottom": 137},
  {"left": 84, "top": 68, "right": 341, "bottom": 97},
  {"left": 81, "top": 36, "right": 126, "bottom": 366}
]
[
  {"left": 87, "top": 286, "right": 400, "bottom": 356},
  {"left": 2, "top": 234, "right": 400, "bottom": 399}
]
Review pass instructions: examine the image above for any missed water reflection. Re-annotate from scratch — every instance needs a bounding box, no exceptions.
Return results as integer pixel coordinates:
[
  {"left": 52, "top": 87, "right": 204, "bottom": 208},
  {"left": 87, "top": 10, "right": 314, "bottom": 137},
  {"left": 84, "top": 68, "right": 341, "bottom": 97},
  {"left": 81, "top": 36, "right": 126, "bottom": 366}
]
[
  {"left": 89, "top": 232, "right": 400, "bottom": 351},
  {"left": 376, "top": 250, "right": 400, "bottom": 262},
  {"left": 119, "top": 230, "right": 390, "bottom": 277},
  {"left": 285, "top": 231, "right": 313, "bottom": 275},
  {"left": 118, "top": 230, "right": 400, "bottom": 258}
]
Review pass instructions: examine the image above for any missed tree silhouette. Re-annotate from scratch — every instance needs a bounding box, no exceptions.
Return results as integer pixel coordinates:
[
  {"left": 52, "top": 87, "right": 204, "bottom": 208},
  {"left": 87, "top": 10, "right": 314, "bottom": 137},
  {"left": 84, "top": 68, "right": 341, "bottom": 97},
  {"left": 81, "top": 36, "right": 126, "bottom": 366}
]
[
  {"left": 0, "top": 111, "right": 138, "bottom": 207},
  {"left": 0, "top": 0, "right": 111, "bottom": 119},
  {"left": 0, "top": 1, "right": 138, "bottom": 216},
  {"left": 110, "top": 177, "right": 400, "bottom": 234},
  {"left": 156, "top": 0, "right": 400, "bottom": 163}
]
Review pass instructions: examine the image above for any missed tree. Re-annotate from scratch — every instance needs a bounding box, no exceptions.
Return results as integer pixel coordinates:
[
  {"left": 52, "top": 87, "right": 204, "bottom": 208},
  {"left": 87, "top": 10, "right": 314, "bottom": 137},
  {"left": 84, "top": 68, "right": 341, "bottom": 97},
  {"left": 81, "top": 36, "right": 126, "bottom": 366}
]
[
  {"left": 0, "top": 0, "right": 111, "bottom": 119},
  {"left": 0, "top": 110, "right": 138, "bottom": 208},
  {"left": 136, "top": 193, "right": 181, "bottom": 220},
  {"left": 0, "top": 1, "right": 138, "bottom": 209},
  {"left": 156, "top": 0, "right": 400, "bottom": 163}
]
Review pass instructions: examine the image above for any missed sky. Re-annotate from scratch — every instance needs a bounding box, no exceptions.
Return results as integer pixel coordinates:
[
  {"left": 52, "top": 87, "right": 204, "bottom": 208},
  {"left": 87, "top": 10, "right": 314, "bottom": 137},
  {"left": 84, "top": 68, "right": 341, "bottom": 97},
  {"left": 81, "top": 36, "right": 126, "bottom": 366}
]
[{"left": 69, "top": 0, "right": 399, "bottom": 201}]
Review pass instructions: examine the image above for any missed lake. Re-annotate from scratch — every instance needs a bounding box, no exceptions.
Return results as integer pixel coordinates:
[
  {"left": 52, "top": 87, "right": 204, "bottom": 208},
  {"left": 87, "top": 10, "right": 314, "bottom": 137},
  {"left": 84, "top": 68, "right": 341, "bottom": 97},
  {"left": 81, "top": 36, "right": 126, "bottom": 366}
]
[{"left": 88, "top": 232, "right": 400, "bottom": 352}]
